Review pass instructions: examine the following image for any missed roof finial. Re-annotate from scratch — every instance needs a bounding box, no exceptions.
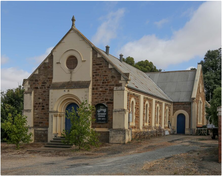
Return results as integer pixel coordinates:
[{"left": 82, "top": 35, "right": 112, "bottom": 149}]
[{"left": 72, "top": 16, "right": 76, "bottom": 28}]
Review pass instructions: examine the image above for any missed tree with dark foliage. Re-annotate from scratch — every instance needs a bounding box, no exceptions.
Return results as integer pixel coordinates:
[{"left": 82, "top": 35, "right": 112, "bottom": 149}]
[{"left": 200, "top": 48, "right": 221, "bottom": 102}]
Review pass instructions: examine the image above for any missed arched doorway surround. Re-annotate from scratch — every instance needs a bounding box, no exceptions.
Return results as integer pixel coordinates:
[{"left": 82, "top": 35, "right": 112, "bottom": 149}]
[
  {"left": 52, "top": 94, "right": 81, "bottom": 136},
  {"left": 173, "top": 110, "right": 189, "bottom": 134}
]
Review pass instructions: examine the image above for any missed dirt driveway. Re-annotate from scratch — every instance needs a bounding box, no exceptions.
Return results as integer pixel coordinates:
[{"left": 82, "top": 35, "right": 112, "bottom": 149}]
[{"left": 1, "top": 135, "right": 221, "bottom": 175}]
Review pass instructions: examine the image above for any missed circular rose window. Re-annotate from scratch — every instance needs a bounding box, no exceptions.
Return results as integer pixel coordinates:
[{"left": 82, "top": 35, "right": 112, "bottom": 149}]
[{"left": 66, "top": 56, "right": 78, "bottom": 69}]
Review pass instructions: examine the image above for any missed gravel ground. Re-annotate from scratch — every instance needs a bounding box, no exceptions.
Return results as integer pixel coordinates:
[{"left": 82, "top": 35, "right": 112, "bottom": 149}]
[{"left": 1, "top": 135, "right": 221, "bottom": 175}]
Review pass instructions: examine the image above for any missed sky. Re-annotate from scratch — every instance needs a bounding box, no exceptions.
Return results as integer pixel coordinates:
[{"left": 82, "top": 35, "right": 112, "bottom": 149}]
[{"left": 1, "top": 1, "right": 221, "bottom": 91}]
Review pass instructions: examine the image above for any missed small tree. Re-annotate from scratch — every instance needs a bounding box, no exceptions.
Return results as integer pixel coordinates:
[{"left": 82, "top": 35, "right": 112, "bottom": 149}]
[
  {"left": 62, "top": 100, "right": 100, "bottom": 150},
  {"left": 1, "top": 114, "right": 32, "bottom": 149},
  {"left": 1, "top": 86, "right": 24, "bottom": 141}
]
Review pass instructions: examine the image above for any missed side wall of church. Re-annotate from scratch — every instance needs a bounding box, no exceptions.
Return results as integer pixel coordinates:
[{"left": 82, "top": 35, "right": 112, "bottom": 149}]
[
  {"left": 27, "top": 54, "right": 53, "bottom": 142},
  {"left": 127, "top": 88, "right": 172, "bottom": 139},
  {"left": 91, "top": 49, "right": 122, "bottom": 142},
  {"left": 195, "top": 71, "right": 206, "bottom": 127}
]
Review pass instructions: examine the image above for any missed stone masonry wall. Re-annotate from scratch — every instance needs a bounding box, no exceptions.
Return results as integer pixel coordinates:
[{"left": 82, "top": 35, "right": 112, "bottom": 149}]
[
  {"left": 92, "top": 49, "right": 122, "bottom": 129},
  {"left": 127, "top": 92, "right": 140, "bottom": 130},
  {"left": 28, "top": 54, "right": 53, "bottom": 142},
  {"left": 165, "top": 104, "right": 171, "bottom": 128}
]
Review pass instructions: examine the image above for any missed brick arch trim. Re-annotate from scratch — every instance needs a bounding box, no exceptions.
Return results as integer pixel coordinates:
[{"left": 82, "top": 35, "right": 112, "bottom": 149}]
[{"left": 173, "top": 110, "right": 189, "bottom": 134}]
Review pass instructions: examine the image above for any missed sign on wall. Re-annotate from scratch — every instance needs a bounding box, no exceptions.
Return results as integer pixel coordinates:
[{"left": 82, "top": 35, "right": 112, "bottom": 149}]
[{"left": 95, "top": 103, "right": 108, "bottom": 123}]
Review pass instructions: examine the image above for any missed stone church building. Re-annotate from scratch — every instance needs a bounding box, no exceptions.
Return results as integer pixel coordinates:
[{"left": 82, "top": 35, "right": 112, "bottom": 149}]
[{"left": 23, "top": 16, "right": 206, "bottom": 143}]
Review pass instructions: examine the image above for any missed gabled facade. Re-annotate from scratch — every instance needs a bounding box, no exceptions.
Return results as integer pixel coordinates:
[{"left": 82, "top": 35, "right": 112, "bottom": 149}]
[{"left": 23, "top": 17, "right": 206, "bottom": 143}]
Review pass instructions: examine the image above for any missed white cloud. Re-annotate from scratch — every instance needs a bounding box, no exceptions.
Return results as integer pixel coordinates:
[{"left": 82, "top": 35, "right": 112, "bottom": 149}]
[
  {"left": 1, "top": 55, "right": 9, "bottom": 64},
  {"left": 118, "top": 2, "right": 221, "bottom": 69},
  {"left": 29, "top": 47, "right": 53, "bottom": 64},
  {"left": 1, "top": 67, "right": 30, "bottom": 91},
  {"left": 154, "top": 19, "right": 168, "bottom": 28},
  {"left": 92, "top": 8, "right": 125, "bottom": 46},
  {"left": 186, "top": 66, "right": 196, "bottom": 70}
]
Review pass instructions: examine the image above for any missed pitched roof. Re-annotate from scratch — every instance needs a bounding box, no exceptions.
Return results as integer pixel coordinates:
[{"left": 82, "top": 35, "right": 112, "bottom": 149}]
[
  {"left": 22, "top": 22, "right": 172, "bottom": 102},
  {"left": 98, "top": 49, "right": 172, "bottom": 102},
  {"left": 146, "top": 70, "right": 196, "bottom": 102}
]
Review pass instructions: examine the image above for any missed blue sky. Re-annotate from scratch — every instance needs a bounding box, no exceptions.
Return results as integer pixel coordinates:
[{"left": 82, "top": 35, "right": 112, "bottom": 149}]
[{"left": 1, "top": 1, "right": 221, "bottom": 91}]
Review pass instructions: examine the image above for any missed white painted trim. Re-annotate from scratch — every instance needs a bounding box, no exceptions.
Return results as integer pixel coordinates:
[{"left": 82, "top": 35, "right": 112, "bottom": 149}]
[
  {"left": 152, "top": 99, "right": 155, "bottom": 127},
  {"left": 191, "top": 64, "right": 202, "bottom": 99},
  {"left": 139, "top": 95, "right": 144, "bottom": 129},
  {"left": 161, "top": 102, "right": 165, "bottom": 128},
  {"left": 95, "top": 128, "right": 109, "bottom": 132},
  {"left": 156, "top": 104, "right": 160, "bottom": 126}
]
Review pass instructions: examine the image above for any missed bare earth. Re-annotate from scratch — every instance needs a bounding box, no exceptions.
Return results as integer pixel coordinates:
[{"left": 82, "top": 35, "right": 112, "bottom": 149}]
[{"left": 1, "top": 135, "right": 221, "bottom": 175}]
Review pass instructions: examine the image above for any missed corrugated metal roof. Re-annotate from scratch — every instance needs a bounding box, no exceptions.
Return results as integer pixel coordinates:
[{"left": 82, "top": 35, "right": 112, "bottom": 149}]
[
  {"left": 98, "top": 49, "right": 172, "bottom": 102},
  {"left": 146, "top": 71, "right": 196, "bottom": 102}
]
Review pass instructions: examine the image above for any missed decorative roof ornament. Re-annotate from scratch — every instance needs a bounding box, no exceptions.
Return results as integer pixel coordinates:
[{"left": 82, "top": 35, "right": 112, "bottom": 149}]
[{"left": 71, "top": 16, "right": 76, "bottom": 28}]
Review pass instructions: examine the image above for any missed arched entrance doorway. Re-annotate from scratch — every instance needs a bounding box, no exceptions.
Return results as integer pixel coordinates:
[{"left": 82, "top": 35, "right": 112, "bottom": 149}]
[
  {"left": 65, "top": 103, "right": 79, "bottom": 132},
  {"left": 177, "top": 113, "right": 185, "bottom": 134}
]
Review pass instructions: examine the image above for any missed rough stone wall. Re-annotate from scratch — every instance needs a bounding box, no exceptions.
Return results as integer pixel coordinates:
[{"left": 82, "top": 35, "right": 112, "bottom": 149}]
[
  {"left": 132, "top": 127, "right": 164, "bottom": 139},
  {"left": 92, "top": 49, "right": 122, "bottom": 129},
  {"left": 28, "top": 54, "right": 53, "bottom": 142},
  {"left": 195, "top": 71, "right": 206, "bottom": 127},
  {"left": 34, "top": 129, "right": 48, "bottom": 142},
  {"left": 164, "top": 104, "right": 171, "bottom": 128},
  {"left": 97, "top": 131, "right": 109, "bottom": 143},
  {"left": 155, "top": 101, "right": 162, "bottom": 128},
  {"left": 143, "top": 97, "right": 152, "bottom": 130},
  {"left": 127, "top": 92, "right": 140, "bottom": 130}
]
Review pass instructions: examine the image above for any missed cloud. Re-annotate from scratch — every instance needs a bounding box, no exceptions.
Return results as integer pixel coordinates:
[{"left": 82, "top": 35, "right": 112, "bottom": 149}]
[
  {"left": 29, "top": 47, "right": 53, "bottom": 64},
  {"left": 146, "top": 20, "right": 149, "bottom": 25},
  {"left": 1, "top": 67, "right": 30, "bottom": 91},
  {"left": 186, "top": 66, "right": 196, "bottom": 70},
  {"left": 92, "top": 8, "right": 125, "bottom": 46},
  {"left": 154, "top": 19, "right": 168, "bottom": 28},
  {"left": 118, "top": 2, "right": 221, "bottom": 69},
  {"left": 181, "top": 7, "right": 195, "bottom": 17},
  {"left": 1, "top": 55, "right": 9, "bottom": 64}
]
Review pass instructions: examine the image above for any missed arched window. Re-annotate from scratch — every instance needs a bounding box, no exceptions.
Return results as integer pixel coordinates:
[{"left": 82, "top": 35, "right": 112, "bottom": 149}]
[
  {"left": 145, "top": 101, "right": 149, "bottom": 125},
  {"left": 130, "top": 98, "right": 136, "bottom": 125},
  {"left": 198, "top": 99, "right": 202, "bottom": 124}
]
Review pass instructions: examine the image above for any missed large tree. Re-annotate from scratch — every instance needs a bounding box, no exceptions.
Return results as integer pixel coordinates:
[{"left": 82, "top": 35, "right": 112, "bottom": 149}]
[
  {"left": 200, "top": 48, "right": 221, "bottom": 102},
  {"left": 206, "top": 87, "right": 221, "bottom": 126},
  {"left": 123, "top": 56, "right": 160, "bottom": 72}
]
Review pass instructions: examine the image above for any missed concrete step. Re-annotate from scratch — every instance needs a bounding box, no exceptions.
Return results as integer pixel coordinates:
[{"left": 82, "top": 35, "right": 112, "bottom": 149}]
[
  {"left": 45, "top": 137, "right": 72, "bottom": 148},
  {"left": 45, "top": 144, "right": 72, "bottom": 148},
  {"left": 47, "top": 142, "right": 70, "bottom": 145}
]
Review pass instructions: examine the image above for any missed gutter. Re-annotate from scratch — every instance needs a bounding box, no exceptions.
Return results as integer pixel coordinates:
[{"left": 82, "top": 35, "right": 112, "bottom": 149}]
[{"left": 127, "top": 85, "right": 173, "bottom": 103}]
